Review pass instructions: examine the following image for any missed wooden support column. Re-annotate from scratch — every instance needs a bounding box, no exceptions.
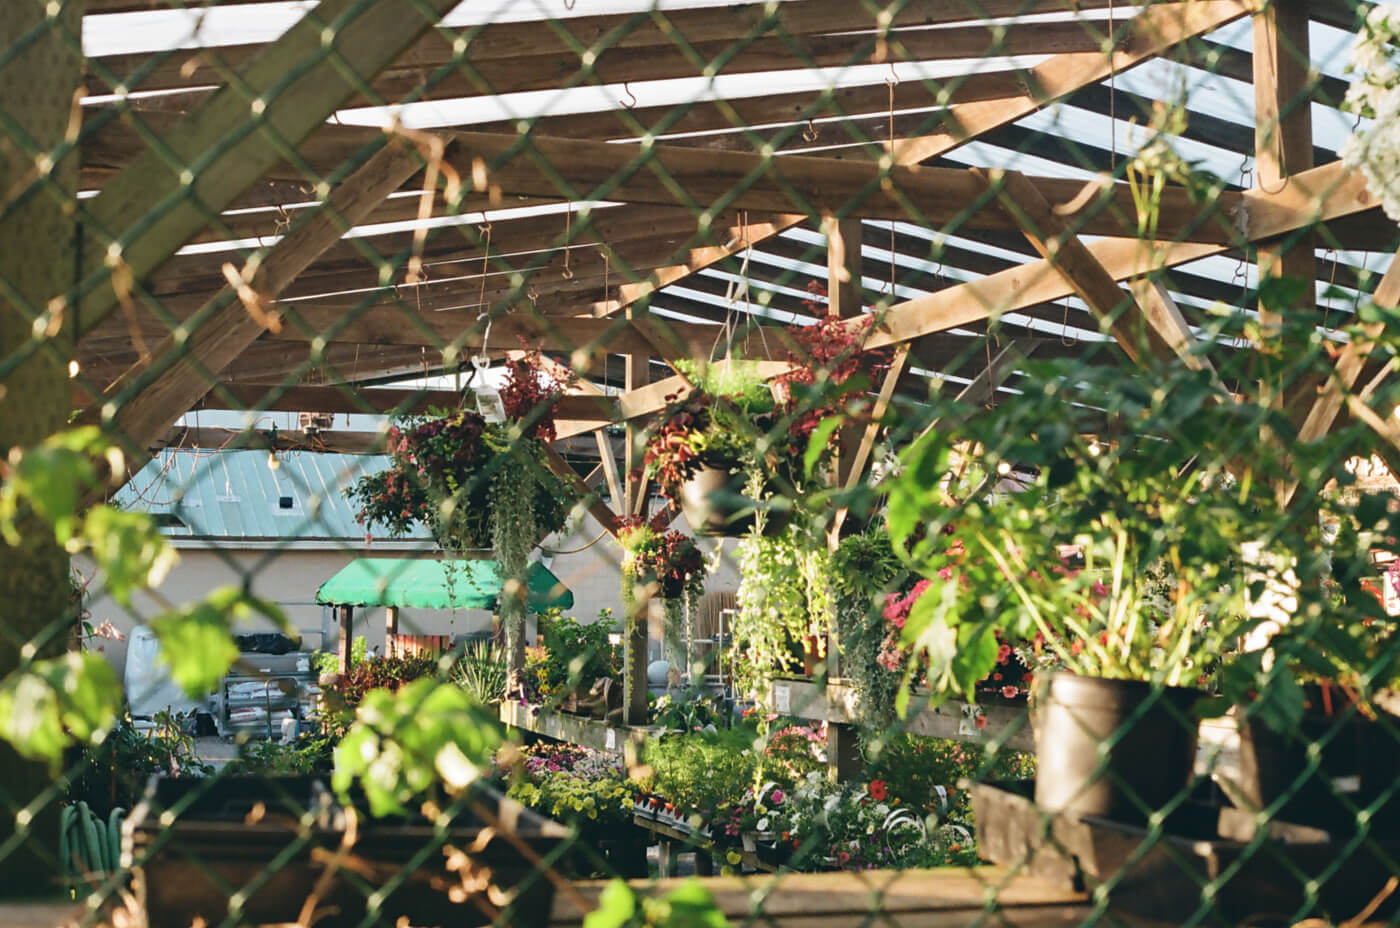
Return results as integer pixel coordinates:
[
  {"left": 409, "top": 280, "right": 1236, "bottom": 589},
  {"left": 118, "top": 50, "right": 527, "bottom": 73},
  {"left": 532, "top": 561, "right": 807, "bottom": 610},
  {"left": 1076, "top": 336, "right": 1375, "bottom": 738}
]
[
  {"left": 384, "top": 606, "right": 399, "bottom": 658},
  {"left": 624, "top": 590, "right": 652, "bottom": 726},
  {"left": 623, "top": 351, "right": 651, "bottom": 726},
  {"left": 1253, "top": 0, "right": 1315, "bottom": 377},
  {"left": 624, "top": 353, "right": 650, "bottom": 516},
  {"left": 827, "top": 721, "right": 863, "bottom": 782},
  {"left": 825, "top": 217, "right": 865, "bottom": 491},
  {"left": 337, "top": 605, "right": 355, "bottom": 673}
]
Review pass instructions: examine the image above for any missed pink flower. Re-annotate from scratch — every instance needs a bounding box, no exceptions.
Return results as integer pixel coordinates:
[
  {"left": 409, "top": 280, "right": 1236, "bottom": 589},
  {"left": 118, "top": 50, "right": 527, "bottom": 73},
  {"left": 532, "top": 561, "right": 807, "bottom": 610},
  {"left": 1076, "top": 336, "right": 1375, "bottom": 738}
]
[
  {"left": 771, "top": 790, "right": 784, "bottom": 805},
  {"left": 837, "top": 851, "right": 851, "bottom": 865},
  {"left": 1001, "top": 685, "right": 1019, "bottom": 699},
  {"left": 1091, "top": 579, "right": 1108, "bottom": 598}
]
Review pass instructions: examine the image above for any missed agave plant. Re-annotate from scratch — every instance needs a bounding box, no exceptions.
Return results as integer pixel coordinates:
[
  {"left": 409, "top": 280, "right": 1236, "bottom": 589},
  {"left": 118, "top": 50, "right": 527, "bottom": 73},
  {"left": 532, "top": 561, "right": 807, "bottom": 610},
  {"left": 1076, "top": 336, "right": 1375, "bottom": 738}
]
[{"left": 453, "top": 641, "right": 509, "bottom": 706}]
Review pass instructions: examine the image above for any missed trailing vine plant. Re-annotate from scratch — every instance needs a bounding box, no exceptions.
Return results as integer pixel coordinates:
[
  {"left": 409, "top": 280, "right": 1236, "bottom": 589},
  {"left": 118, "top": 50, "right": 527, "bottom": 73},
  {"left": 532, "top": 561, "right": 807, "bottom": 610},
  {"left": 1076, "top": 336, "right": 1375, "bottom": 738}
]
[
  {"left": 347, "top": 350, "right": 575, "bottom": 684},
  {"left": 619, "top": 513, "right": 706, "bottom": 678}
]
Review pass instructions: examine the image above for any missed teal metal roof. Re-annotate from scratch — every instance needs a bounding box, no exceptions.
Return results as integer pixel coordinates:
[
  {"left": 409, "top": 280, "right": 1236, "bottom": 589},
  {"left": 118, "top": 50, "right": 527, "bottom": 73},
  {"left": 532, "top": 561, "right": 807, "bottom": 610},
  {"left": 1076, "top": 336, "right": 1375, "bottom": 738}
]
[{"left": 116, "top": 450, "right": 432, "bottom": 543}]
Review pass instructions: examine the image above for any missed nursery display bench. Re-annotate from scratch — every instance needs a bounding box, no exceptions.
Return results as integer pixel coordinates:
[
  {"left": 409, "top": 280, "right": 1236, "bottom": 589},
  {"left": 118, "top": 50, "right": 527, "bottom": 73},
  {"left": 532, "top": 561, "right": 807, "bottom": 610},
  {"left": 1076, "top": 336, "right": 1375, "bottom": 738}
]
[
  {"left": 499, "top": 700, "right": 659, "bottom": 757},
  {"left": 765, "top": 677, "right": 1036, "bottom": 754}
]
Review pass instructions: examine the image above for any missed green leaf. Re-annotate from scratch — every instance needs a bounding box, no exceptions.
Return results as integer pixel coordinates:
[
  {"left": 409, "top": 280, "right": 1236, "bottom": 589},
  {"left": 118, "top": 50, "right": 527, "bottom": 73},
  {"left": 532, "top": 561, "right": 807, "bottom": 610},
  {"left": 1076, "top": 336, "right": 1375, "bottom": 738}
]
[
  {"left": 81, "top": 505, "right": 179, "bottom": 605},
  {"left": 0, "top": 653, "right": 120, "bottom": 773},
  {"left": 657, "top": 880, "right": 731, "bottom": 927},
  {"left": 151, "top": 587, "right": 286, "bottom": 697},
  {"left": 332, "top": 678, "right": 503, "bottom": 817},
  {"left": 584, "top": 880, "right": 638, "bottom": 928}
]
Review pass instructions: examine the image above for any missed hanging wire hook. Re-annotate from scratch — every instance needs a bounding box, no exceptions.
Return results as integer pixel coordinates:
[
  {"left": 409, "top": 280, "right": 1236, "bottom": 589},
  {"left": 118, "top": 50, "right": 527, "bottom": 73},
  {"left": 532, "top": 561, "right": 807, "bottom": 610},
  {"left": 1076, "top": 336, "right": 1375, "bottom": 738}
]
[
  {"left": 561, "top": 205, "right": 574, "bottom": 279},
  {"left": 1060, "top": 297, "right": 1078, "bottom": 346},
  {"left": 1322, "top": 248, "right": 1340, "bottom": 331},
  {"left": 803, "top": 119, "right": 819, "bottom": 143},
  {"left": 620, "top": 83, "right": 637, "bottom": 109}
]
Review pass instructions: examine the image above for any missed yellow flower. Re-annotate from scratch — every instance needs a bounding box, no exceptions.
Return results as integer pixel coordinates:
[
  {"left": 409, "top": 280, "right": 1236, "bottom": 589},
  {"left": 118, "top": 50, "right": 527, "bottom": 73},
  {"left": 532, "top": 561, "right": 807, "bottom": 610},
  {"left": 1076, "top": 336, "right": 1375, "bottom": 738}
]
[{"left": 726, "top": 851, "right": 742, "bottom": 865}]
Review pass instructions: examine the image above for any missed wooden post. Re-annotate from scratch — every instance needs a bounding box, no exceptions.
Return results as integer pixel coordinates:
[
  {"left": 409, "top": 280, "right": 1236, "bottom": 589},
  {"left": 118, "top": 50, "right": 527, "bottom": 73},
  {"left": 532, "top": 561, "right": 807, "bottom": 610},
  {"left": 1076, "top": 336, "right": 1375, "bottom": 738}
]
[
  {"left": 824, "top": 216, "right": 864, "bottom": 678},
  {"left": 624, "top": 588, "right": 652, "bottom": 726},
  {"left": 1253, "top": 0, "right": 1315, "bottom": 401},
  {"left": 384, "top": 606, "right": 399, "bottom": 658},
  {"left": 337, "top": 605, "right": 355, "bottom": 673},
  {"left": 623, "top": 350, "right": 651, "bottom": 726},
  {"left": 0, "top": 0, "right": 83, "bottom": 895},
  {"left": 826, "top": 722, "right": 862, "bottom": 782}
]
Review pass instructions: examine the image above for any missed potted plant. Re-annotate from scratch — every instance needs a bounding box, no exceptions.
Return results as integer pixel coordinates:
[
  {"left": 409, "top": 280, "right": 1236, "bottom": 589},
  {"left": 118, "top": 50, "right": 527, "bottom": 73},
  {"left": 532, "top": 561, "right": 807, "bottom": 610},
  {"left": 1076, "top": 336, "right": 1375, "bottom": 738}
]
[
  {"left": 347, "top": 350, "right": 575, "bottom": 683},
  {"left": 643, "top": 295, "right": 889, "bottom": 535},
  {"left": 643, "top": 358, "right": 787, "bottom": 535},
  {"left": 536, "top": 608, "right": 621, "bottom": 713},
  {"left": 886, "top": 358, "right": 1277, "bottom": 822},
  {"left": 1219, "top": 550, "right": 1400, "bottom": 829},
  {"left": 619, "top": 517, "right": 707, "bottom": 675}
]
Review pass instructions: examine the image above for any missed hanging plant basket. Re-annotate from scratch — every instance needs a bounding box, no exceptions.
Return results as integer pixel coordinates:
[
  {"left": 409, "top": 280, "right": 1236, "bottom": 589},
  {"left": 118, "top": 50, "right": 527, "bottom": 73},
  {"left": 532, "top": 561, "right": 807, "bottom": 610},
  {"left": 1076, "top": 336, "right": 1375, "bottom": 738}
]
[{"left": 679, "top": 465, "right": 790, "bottom": 537}]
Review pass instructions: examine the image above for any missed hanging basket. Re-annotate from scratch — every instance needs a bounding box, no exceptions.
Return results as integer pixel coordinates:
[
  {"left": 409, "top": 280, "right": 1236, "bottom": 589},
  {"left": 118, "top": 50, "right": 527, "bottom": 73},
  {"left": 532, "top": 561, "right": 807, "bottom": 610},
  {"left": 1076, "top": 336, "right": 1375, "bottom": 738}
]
[{"left": 679, "top": 465, "right": 790, "bottom": 537}]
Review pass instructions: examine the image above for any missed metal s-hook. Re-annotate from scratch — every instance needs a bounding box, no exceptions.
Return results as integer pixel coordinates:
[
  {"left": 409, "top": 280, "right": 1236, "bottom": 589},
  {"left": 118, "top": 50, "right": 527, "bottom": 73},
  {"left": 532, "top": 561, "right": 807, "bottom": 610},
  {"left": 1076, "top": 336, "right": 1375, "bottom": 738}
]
[
  {"left": 620, "top": 83, "right": 637, "bottom": 109},
  {"left": 803, "top": 119, "right": 819, "bottom": 143},
  {"left": 561, "top": 205, "right": 574, "bottom": 279}
]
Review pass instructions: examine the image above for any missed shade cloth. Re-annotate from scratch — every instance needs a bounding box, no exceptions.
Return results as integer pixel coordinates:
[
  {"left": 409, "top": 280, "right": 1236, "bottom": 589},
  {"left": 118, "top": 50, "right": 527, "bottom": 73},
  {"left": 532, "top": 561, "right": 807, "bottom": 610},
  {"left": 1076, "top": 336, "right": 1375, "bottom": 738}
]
[{"left": 315, "top": 558, "right": 573, "bottom": 611}]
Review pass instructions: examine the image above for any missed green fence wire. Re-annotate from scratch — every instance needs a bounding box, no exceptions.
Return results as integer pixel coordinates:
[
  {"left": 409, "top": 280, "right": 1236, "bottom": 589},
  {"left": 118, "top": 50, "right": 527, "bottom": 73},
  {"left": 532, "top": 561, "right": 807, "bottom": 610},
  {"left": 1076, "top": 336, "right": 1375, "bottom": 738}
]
[{"left": 3, "top": 0, "right": 1399, "bottom": 925}]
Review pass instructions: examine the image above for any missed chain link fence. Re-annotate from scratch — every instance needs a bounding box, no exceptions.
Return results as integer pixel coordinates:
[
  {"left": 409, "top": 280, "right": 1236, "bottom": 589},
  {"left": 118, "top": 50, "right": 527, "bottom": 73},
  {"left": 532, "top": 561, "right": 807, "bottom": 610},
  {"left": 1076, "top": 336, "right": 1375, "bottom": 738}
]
[{"left": 3, "top": 0, "right": 1399, "bottom": 925}]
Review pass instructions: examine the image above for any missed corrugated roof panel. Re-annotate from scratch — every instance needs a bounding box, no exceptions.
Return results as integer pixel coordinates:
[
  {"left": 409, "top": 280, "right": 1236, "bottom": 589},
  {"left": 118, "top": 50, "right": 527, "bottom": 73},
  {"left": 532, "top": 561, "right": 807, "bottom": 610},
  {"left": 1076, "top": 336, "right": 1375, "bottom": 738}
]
[{"left": 115, "top": 450, "right": 431, "bottom": 542}]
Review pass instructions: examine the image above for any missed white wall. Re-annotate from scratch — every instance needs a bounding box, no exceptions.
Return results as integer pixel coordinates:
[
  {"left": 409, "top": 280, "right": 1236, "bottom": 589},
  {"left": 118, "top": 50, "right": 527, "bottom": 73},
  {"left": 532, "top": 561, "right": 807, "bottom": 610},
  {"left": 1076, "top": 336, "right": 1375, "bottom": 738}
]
[{"left": 76, "top": 511, "right": 741, "bottom": 682}]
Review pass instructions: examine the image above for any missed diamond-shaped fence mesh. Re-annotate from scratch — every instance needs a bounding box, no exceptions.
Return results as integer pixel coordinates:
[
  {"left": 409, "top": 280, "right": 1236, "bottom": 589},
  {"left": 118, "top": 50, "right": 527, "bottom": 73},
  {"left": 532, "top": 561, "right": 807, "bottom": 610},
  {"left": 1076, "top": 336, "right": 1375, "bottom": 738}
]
[{"left": 3, "top": 0, "right": 1400, "bottom": 925}]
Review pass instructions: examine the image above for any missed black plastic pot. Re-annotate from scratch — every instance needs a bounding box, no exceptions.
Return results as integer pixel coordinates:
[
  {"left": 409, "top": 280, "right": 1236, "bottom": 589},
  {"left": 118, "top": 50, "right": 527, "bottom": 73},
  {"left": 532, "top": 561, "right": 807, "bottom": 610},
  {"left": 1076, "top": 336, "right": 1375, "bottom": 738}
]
[
  {"left": 1236, "top": 705, "right": 1400, "bottom": 831},
  {"left": 679, "top": 465, "right": 789, "bottom": 537},
  {"left": 124, "top": 775, "right": 569, "bottom": 928},
  {"left": 1033, "top": 673, "right": 1201, "bottom": 822}
]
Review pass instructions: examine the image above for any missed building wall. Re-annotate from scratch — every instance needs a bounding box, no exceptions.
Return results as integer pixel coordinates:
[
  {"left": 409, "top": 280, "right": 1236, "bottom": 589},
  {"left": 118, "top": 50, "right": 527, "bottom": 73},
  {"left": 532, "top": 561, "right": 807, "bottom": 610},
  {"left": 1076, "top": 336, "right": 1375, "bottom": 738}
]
[{"left": 77, "top": 511, "right": 741, "bottom": 684}]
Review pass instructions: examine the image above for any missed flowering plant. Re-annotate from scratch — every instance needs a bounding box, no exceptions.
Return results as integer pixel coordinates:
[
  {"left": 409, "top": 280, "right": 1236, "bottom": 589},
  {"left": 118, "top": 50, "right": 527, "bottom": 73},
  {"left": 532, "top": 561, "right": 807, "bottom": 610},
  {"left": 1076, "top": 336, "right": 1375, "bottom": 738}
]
[
  {"left": 755, "top": 771, "right": 976, "bottom": 871},
  {"left": 493, "top": 743, "right": 637, "bottom": 830},
  {"left": 619, "top": 519, "right": 705, "bottom": 600},
  {"left": 1344, "top": 6, "right": 1400, "bottom": 224},
  {"left": 642, "top": 359, "right": 779, "bottom": 504}
]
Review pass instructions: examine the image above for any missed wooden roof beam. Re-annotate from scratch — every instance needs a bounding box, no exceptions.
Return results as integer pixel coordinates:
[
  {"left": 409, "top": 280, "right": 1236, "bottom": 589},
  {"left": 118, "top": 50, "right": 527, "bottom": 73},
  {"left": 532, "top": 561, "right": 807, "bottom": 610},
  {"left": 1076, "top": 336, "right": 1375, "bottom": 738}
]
[
  {"left": 73, "top": 0, "right": 466, "bottom": 340},
  {"left": 88, "top": 4, "right": 1117, "bottom": 99},
  {"left": 587, "top": 0, "right": 1250, "bottom": 319},
  {"left": 978, "top": 168, "right": 1208, "bottom": 370}
]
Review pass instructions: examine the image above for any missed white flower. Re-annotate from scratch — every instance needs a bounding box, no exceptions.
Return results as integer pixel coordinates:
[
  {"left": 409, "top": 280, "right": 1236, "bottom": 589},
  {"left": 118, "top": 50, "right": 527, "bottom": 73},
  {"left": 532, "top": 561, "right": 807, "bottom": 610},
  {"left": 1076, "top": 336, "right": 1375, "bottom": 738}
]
[{"left": 757, "top": 817, "right": 770, "bottom": 832}]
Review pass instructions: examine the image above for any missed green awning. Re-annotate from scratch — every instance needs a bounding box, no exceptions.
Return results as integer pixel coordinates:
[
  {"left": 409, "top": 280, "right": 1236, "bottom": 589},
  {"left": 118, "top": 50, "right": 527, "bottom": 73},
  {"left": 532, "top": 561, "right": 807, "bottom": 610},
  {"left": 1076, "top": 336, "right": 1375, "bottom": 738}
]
[{"left": 315, "top": 558, "right": 573, "bottom": 612}]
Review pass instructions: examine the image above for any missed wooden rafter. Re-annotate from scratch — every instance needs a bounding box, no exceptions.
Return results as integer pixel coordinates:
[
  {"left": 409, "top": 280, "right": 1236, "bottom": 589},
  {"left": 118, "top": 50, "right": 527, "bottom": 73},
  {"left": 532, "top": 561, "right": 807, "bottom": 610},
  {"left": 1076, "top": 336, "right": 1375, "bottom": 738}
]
[
  {"left": 75, "top": 136, "right": 430, "bottom": 487},
  {"left": 583, "top": 0, "right": 1249, "bottom": 319},
  {"left": 73, "top": 0, "right": 465, "bottom": 338},
  {"left": 978, "top": 168, "right": 1181, "bottom": 366}
]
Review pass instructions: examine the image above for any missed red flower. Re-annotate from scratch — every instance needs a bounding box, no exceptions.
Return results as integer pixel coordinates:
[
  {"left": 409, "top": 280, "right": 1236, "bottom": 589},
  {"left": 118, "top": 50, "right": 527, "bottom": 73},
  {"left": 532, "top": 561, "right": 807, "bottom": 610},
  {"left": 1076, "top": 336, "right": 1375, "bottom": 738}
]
[{"left": 868, "top": 780, "right": 888, "bottom": 801}]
